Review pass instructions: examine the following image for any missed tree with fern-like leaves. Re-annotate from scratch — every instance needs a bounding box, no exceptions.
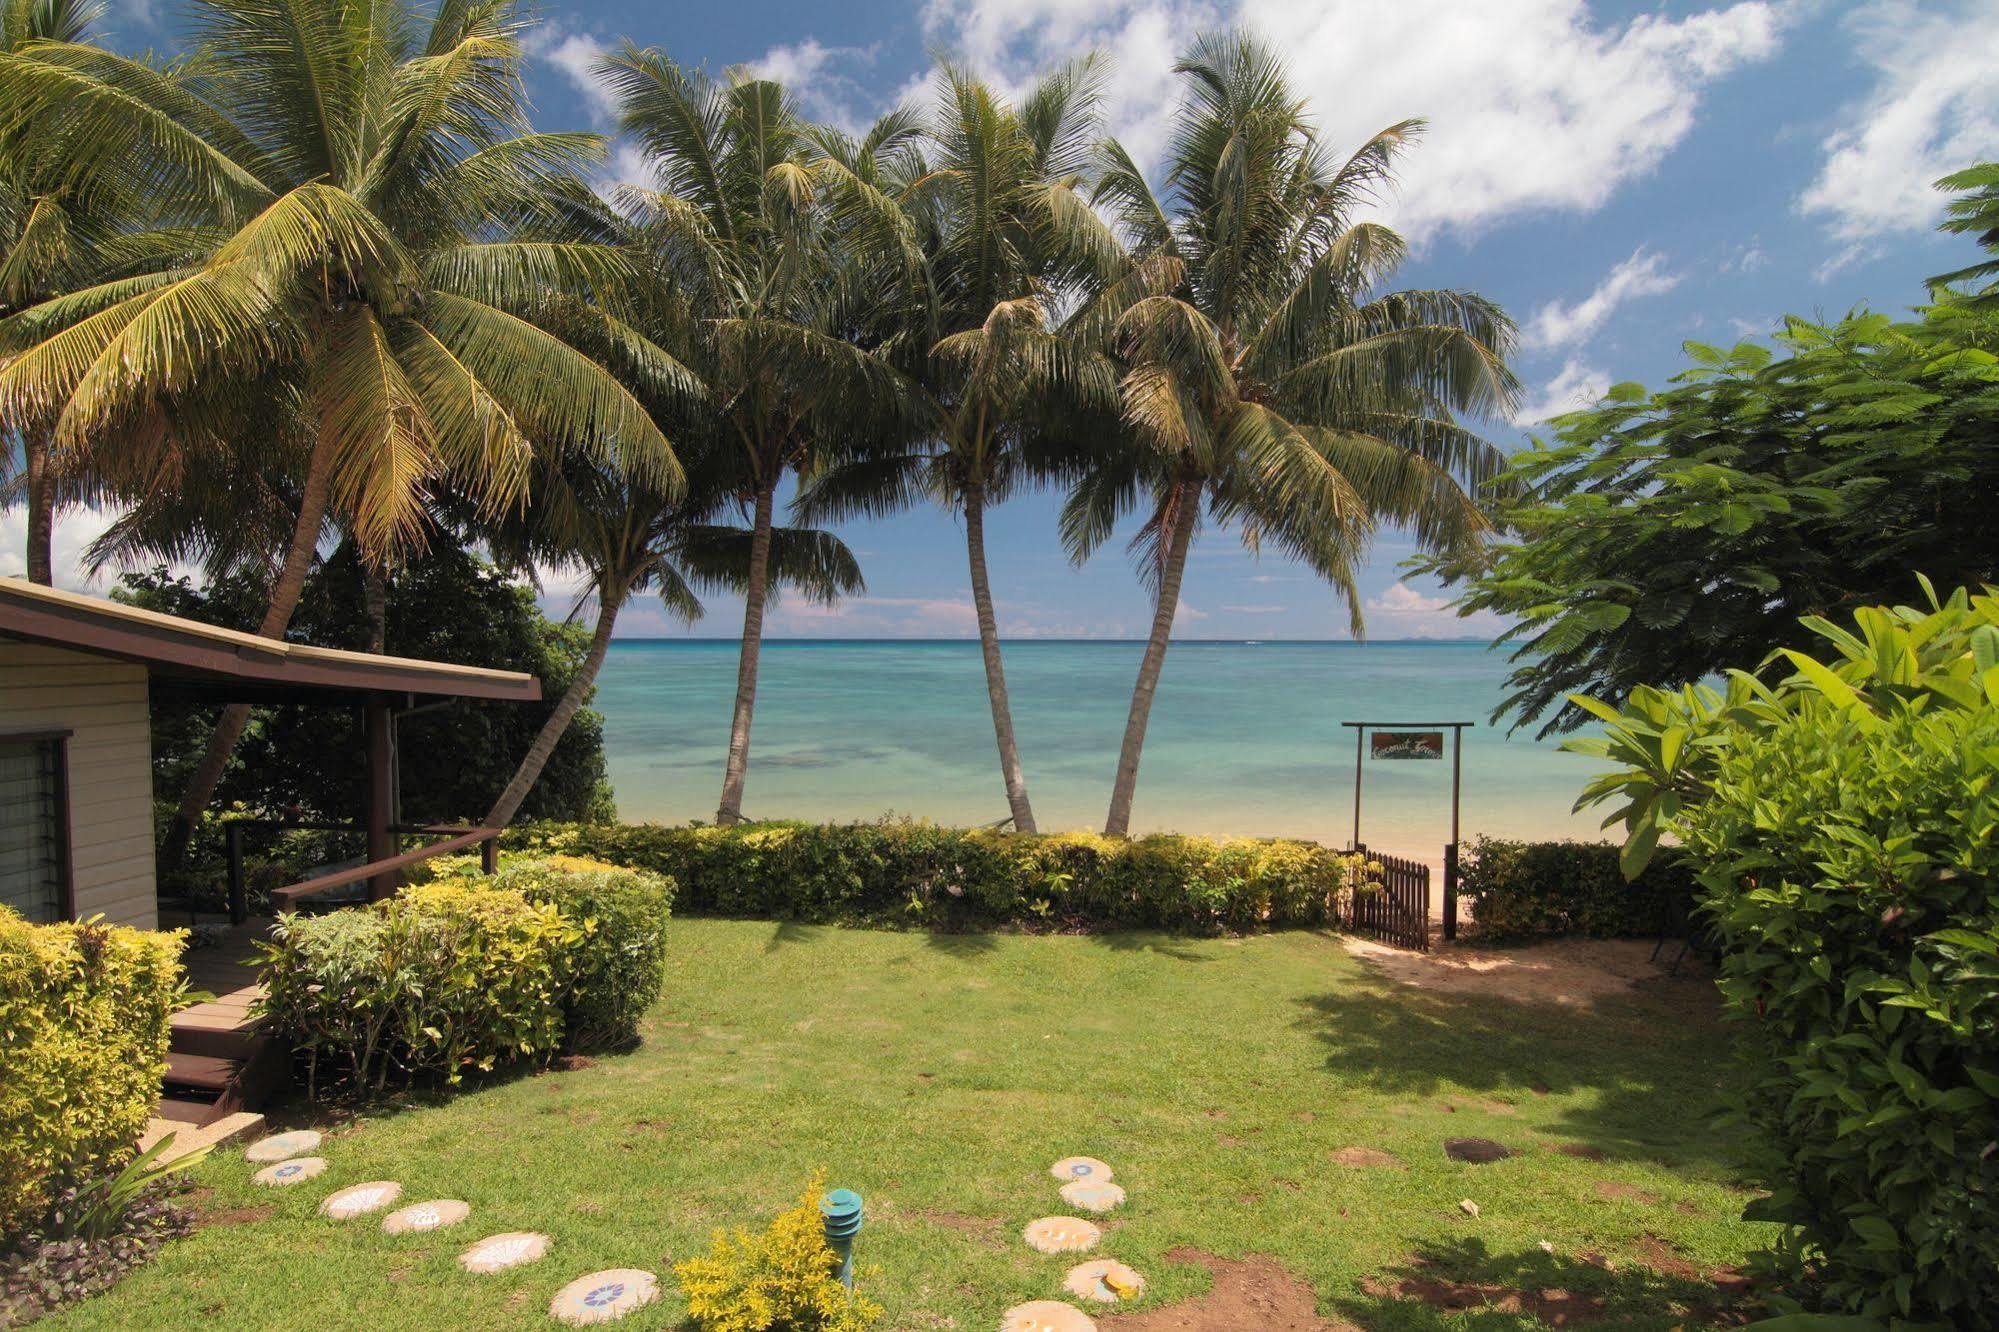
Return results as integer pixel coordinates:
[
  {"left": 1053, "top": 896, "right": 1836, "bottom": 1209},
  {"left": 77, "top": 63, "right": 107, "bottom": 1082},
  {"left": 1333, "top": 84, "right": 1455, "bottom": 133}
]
[{"left": 1074, "top": 31, "right": 1517, "bottom": 836}]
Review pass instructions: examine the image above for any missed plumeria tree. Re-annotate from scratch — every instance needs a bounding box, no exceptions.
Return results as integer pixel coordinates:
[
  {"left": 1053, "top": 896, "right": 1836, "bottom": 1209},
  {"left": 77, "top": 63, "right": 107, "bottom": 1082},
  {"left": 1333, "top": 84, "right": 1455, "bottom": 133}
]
[{"left": 1076, "top": 32, "right": 1517, "bottom": 836}]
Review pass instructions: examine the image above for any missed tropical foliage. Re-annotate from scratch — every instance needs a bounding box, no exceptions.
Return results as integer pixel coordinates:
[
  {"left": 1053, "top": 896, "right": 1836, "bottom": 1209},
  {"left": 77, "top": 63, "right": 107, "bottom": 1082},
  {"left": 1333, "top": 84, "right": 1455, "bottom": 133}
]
[
  {"left": 1072, "top": 32, "right": 1516, "bottom": 833},
  {"left": 1570, "top": 586, "right": 1999, "bottom": 1324},
  {"left": 1442, "top": 169, "right": 1999, "bottom": 736}
]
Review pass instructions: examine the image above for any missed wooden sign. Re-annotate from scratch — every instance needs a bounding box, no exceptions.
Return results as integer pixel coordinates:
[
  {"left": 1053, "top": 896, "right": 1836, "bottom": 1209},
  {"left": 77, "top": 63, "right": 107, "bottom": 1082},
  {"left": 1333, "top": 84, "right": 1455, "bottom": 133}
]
[{"left": 1370, "top": 730, "right": 1444, "bottom": 760}]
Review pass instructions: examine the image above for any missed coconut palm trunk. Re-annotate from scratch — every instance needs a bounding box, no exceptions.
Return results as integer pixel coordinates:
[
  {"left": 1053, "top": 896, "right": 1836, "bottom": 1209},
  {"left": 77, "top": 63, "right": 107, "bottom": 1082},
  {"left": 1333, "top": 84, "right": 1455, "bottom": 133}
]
[
  {"left": 715, "top": 484, "right": 776, "bottom": 825},
  {"left": 160, "top": 438, "right": 337, "bottom": 868},
  {"left": 22, "top": 432, "right": 52, "bottom": 585},
  {"left": 1104, "top": 485, "right": 1199, "bottom": 837},
  {"left": 963, "top": 484, "right": 1036, "bottom": 832},
  {"left": 486, "top": 584, "right": 625, "bottom": 828}
]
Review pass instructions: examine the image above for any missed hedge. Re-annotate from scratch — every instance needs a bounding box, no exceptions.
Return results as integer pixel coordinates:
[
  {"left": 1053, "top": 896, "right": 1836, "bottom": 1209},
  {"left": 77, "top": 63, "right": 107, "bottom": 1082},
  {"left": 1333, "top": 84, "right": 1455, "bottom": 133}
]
[
  {"left": 1459, "top": 837, "right": 1697, "bottom": 940},
  {"left": 0, "top": 911, "right": 183, "bottom": 1241},
  {"left": 500, "top": 820, "right": 1363, "bottom": 933}
]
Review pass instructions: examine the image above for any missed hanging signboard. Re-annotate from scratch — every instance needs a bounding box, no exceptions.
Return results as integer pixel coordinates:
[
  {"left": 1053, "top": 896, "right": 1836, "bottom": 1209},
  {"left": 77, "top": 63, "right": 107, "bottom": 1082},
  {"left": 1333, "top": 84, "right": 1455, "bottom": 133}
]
[{"left": 1370, "top": 730, "right": 1445, "bottom": 760}]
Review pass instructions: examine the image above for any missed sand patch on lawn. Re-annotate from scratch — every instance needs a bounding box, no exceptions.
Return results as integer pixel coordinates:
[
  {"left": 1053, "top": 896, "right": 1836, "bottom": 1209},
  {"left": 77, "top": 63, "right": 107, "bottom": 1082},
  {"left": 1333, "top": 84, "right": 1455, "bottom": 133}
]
[{"left": 1341, "top": 936, "right": 1710, "bottom": 1008}]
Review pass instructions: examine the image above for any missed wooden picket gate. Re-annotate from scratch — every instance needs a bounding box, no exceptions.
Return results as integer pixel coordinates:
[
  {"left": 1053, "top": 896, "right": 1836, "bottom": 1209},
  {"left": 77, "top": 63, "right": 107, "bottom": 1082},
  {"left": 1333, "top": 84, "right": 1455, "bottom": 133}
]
[{"left": 1345, "top": 843, "right": 1431, "bottom": 951}]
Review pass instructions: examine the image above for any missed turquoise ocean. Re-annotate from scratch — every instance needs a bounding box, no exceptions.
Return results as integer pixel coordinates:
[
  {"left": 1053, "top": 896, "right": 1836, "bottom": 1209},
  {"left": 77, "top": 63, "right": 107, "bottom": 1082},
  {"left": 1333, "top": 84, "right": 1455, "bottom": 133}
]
[{"left": 593, "top": 640, "right": 1611, "bottom": 865}]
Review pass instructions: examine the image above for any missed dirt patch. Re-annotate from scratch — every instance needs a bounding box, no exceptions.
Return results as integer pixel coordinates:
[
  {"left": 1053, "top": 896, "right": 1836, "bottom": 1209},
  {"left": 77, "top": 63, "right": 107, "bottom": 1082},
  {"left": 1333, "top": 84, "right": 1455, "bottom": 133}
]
[
  {"left": 1330, "top": 1147, "right": 1403, "bottom": 1169},
  {"left": 553, "top": 1054, "right": 595, "bottom": 1073},
  {"left": 922, "top": 1212, "right": 1008, "bottom": 1248},
  {"left": 1444, "top": 1138, "right": 1514, "bottom": 1163},
  {"left": 1632, "top": 1235, "right": 1700, "bottom": 1281},
  {"left": 1594, "top": 1181, "right": 1661, "bottom": 1206},
  {"left": 1100, "top": 1247, "right": 1355, "bottom": 1331},
  {"left": 1342, "top": 935, "right": 1712, "bottom": 1009},
  {"left": 1362, "top": 1257, "right": 1607, "bottom": 1326},
  {"left": 198, "top": 1200, "right": 275, "bottom": 1227},
  {"left": 1554, "top": 1143, "right": 1607, "bottom": 1162}
]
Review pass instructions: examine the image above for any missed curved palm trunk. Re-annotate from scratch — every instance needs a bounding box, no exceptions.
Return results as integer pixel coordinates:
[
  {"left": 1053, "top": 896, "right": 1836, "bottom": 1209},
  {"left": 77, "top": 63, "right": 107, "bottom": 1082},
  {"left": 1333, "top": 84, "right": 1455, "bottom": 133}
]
[
  {"left": 1104, "top": 487, "right": 1200, "bottom": 838},
  {"left": 23, "top": 432, "right": 54, "bottom": 586},
  {"left": 964, "top": 486, "right": 1036, "bottom": 832},
  {"left": 159, "top": 436, "right": 337, "bottom": 870},
  {"left": 715, "top": 484, "right": 776, "bottom": 825},
  {"left": 362, "top": 564, "right": 388, "bottom": 653},
  {"left": 486, "top": 587, "right": 624, "bottom": 828}
]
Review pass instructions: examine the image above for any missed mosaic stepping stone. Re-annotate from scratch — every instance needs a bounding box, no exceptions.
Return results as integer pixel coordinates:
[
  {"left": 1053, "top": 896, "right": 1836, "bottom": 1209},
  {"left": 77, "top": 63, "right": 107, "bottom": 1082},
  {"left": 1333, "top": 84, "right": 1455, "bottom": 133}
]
[
  {"left": 1023, "top": 1216, "right": 1100, "bottom": 1255},
  {"left": 1064, "top": 1258, "right": 1146, "bottom": 1303},
  {"left": 253, "top": 1156, "right": 327, "bottom": 1187},
  {"left": 382, "top": 1199, "right": 470, "bottom": 1234},
  {"left": 1444, "top": 1137, "right": 1514, "bottom": 1164},
  {"left": 320, "top": 1181, "right": 402, "bottom": 1220},
  {"left": 460, "top": 1231, "right": 551, "bottom": 1274},
  {"left": 1048, "top": 1156, "right": 1112, "bottom": 1183},
  {"left": 1001, "top": 1300, "right": 1097, "bottom": 1331},
  {"left": 246, "top": 1130, "right": 323, "bottom": 1164},
  {"left": 1058, "top": 1180, "right": 1125, "bottom": 1214},
  {"left": 549, "top": 1269, "right": 658, "bottom": 1325}
]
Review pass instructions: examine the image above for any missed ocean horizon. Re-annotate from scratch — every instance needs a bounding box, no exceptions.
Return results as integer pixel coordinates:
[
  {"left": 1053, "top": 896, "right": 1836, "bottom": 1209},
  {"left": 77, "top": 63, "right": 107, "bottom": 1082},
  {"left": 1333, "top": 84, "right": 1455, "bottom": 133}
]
[{"left": 592, "top": 638, "right": 1612, "bottom": 865}]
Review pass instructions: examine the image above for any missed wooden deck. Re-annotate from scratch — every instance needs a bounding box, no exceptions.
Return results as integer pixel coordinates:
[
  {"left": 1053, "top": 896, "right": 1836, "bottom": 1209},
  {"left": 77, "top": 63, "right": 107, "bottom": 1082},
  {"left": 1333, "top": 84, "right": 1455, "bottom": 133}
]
[
  {"left": 141, "top": 918, "right": 286, "bottom": 1157},
  {"left": 175, "top": 918, "right": 271, "bottom": 1053}
]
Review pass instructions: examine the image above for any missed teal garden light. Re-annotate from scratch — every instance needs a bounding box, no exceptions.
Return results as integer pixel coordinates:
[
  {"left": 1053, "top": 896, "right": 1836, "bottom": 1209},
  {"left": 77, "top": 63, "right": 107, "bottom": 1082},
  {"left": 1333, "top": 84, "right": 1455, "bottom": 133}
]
[{"left": 820, "top": 1189, "right": 863, "bottom": 1288}]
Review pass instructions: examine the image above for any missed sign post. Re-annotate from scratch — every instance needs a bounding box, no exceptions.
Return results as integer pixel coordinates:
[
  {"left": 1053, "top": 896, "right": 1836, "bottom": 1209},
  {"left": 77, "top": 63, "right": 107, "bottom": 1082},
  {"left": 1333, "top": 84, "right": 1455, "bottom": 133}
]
[{"left": 1341, "top": 720, "right": 1473, "bottom": 941}]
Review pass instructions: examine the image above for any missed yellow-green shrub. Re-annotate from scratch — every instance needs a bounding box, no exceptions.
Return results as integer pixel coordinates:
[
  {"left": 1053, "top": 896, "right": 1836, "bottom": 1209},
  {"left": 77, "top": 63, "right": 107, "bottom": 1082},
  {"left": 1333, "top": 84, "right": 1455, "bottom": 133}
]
[
  {"left": 0, "top": 910, "right": 183, "bottom": 1240},
  {"left": 488, "top": 859, "right": 674, "bottom": 1050},
  {"left": 675, "top": 1175, "right": 880, "bottom": 1332}
]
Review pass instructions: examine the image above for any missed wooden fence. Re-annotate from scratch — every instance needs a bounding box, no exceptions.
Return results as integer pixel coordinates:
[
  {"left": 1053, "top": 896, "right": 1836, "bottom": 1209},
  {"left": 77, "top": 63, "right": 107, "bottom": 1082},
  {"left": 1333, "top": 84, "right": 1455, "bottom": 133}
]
[{"left": 1345, "top": 843, "right": 1432, "bottom": 951}]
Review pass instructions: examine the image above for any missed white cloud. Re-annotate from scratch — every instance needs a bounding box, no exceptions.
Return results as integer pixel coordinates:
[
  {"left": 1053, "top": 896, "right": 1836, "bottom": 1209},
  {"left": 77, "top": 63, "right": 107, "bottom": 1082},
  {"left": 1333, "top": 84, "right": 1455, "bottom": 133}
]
[
  {"left": 921, "top": 0, "right": 1787, "bottom": 239},
  {"left": 523, "top": 23, "right": 618, "bottom": 123},
  {"left": 1512, "top": 358, "right": 1610, "bottom": 425},
  {"left": 1174, "top": 596, "right": 1207, "bottom": 622},
  {"left": 0, "top": 503, "right": 197, "bottom": 594},
  {"left": 749, "top": 40, "right": 883, "bottom": 135},
  {"left": 1221, "top": 603, "right": 1287, "bottom": 614},
  {"left": 1798, "top": 0, "right": 1999, "bottom": 242},
  {"left": 1723, "top": 240, "right": 1767, "bottom": 274},
  {"left": 1523, "top": 247, "right": 1680, "bottom": 350},
  {"left": 1362, "top": 580, "right": 1503, "bottom": 639}
]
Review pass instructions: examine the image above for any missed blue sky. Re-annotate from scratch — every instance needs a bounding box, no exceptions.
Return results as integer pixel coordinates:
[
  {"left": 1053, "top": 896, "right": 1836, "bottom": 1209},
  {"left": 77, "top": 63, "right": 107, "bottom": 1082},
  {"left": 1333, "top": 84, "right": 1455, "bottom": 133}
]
[{"left": 15, "top": 0, "right": 1997, "bottom": 639}]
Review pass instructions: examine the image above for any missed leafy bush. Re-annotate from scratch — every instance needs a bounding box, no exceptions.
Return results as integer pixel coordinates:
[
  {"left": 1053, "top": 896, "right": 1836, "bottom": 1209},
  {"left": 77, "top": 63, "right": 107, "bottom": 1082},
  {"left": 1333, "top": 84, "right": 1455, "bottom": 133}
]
[
  {"left": 488, "top": 858, "right": 675, "bottom": 1050},
  {"left": 0, "top": 1178, "right": 195, "bottom": 1326},
  {"left": 1574, "top": 585, "right": 1999, "bottom": 1323},
  {"left": 675, "top": 1174, "right": 880, "bottom": 1332},
  {"left": 0, "top": 912, "right": 183, "bottom": 1242},
  {"left": 260, "top": 882, "right": 575, "bottom": 1093},
  {"left": 503, "top": 820, "right": 1361, "bottom": 934},
  {"left": 1460, "top": 837, "right": 1696, "bottom": 940}
]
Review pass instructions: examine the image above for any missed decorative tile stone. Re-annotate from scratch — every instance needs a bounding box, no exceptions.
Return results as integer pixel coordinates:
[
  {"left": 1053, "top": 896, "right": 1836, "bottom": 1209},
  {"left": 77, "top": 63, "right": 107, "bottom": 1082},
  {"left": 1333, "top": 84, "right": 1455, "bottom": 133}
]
[
  {"left": 253, "top": 1156, "right": 327, "bottom": 1187},
  {"left": 549, "top": 1269, "right": 658, "bottom": 1325},
  {"left": 1064, "top": 1258, "right": 1145, "bottom": 1303},
  {"left": 460, "top": 1232, "right": 551, "bottom": 1274},
  {"left": 1023, "top": 1216, "right": 1100, "bottom": 1255},
  {"left": 1048, "top": 1157, "right": 1112, "bottom": 1183},
  {"left": 1058, "top": 1180, "right": 1125, "bottom": 1214},
  {"left": 382, "top": 1199, "right": 470, "bottom": 1234},
  {"left": 320, "top": 1181, "right": 402, "bottom": 1220},
  {"left": 246, "top": 1130, "right": 323, "bottom": 1164},
  {"left": 1001, "top": 1300, "right": 1097, "bottom": 1331}
]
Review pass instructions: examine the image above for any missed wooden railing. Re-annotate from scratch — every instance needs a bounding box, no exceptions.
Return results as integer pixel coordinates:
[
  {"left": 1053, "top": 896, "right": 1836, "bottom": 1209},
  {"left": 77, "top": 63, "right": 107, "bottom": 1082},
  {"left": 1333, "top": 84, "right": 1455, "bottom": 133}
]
[{"left": 222, "top": 819, "right": 499, "bottom": 920}]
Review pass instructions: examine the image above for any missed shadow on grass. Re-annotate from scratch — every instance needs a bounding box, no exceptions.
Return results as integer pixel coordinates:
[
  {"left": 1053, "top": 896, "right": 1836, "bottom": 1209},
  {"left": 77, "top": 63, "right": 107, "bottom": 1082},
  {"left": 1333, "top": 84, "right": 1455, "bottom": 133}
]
[
  {"left": 1293, "top": 980, "right": 1741, "bottom": 1171},
  {"left": 1337, "top": 1235, "right": 1748, "bottom": 1330},
  {"left": 1085, "top": 930, "right": 1215, "bottom": 962}
]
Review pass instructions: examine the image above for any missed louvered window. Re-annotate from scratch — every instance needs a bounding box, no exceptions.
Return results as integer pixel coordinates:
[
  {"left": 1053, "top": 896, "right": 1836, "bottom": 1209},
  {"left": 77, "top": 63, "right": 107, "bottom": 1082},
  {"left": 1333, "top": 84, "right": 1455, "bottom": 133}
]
[{"left": 0, "top": 735, "right": 68, "bottom": 923}]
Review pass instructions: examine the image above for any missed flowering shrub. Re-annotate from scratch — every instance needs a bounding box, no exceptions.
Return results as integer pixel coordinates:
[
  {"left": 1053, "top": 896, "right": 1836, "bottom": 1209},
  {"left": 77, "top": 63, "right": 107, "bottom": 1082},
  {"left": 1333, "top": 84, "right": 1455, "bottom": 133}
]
[{"left": 675, "top": 1174, "right": 880, "bottom": 1332}]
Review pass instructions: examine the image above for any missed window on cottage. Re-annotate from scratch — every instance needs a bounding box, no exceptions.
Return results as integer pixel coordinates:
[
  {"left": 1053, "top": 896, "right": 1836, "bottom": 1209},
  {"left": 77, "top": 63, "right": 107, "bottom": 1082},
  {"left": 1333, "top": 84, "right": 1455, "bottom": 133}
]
[{"left": 0, "top": 735, "right": 68, "bottom": 923}]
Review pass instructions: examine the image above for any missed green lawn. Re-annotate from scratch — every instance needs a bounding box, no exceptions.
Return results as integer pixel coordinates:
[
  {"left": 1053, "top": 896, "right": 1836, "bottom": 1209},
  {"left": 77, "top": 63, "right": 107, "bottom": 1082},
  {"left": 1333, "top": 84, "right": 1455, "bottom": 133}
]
[{"left": 58, "top": 921, "right": 1767, "bottom": 1330}]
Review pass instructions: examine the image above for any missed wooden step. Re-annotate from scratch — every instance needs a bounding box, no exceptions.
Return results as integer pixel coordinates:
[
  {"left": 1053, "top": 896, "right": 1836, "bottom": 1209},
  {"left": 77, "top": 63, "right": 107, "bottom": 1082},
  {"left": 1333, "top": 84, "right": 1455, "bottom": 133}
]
[
  {"left": 171, "top": 1010, "right": 266, "bottom": 1061},
  {"left": 152, "top": 1096, "right": 217, "bottom": 1126},
  {"left": 163, "top": 1052, "right": 240, "bottom": 1095}
]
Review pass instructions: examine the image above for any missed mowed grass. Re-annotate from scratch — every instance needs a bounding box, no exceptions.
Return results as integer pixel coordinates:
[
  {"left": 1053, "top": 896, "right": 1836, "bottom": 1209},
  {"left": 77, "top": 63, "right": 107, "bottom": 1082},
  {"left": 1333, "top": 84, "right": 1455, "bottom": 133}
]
[{"left": 55, "top": 921, "right": 1768, "bottom": 1331}]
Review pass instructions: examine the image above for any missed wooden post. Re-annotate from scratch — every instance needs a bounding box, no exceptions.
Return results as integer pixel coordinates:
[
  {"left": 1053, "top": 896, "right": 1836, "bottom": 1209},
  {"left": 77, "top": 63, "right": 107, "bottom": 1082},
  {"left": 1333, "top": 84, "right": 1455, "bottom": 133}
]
[
  {"left": 225, "top": 823, "right": 246, "bottom": 925},
  {"left": 1444, "top": 727, "right": 1463, "bottom": 942},
  {"left": 481, "top": 834, "right": 498, "bottom": 875},
  {"left": 1351, "top": 726, "right": 1364, "bottom": 849},
  {"left": 364, "top": 693, "right": 398, "bottom": 900}
]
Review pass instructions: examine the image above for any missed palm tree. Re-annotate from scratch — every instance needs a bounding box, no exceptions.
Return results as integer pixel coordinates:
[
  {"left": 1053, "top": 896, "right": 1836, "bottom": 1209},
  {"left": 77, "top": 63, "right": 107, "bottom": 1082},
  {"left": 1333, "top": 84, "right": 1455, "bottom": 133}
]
[
  {"left": 801, "top": 62, "right": 1124, "bottom": 832},
  {"left": 480, "top": 441, "right": 861, "bottom": 828},
  {"left": 600, "top": 48, "right": 917, "bottom": 825},
  {"left": 0, "top": 0, "right": 691, "bottom": 858},
  {"left": 1077, "top": 31, "right": 1518, "bottom": 836}
]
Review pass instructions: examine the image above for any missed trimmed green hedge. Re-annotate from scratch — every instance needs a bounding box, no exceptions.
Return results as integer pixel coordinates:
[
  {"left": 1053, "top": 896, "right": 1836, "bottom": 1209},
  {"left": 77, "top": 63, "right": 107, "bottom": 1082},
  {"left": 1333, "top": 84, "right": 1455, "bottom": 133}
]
[
  {"left": 501, "top": 820, "right": 1363, "bottom": 933},
  {"left": 488, "top": 858, "right": 674, "bottom": 1050},
  {"left": 0, "top": 911, "right": 184, "bottom": 1241},
  {"left": 1460, "top": 837, "right": 1696, "bottom": 940}
]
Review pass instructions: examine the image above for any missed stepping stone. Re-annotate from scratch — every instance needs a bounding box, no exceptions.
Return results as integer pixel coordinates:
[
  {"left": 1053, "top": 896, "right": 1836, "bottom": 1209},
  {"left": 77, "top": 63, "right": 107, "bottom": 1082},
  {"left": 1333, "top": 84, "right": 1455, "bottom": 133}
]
[
  {"left": 383, "top": 1199, "right": 470, "bottom": 1234},
  {"left": 1059, "top": 1180, "right": 1125, "bottom": 1214},
  {"left": 1444, "top": 1137, "right": 1514, "bottom": 1163},
  {"left": 320, "top": 1181, "right": 402, "bottom": 1220},
  {"left": 1065, "top": 1258, "right": 1146, "bottom": 1303},
  {"left": 246, "top": 1130, "right": 322, "bottom": 1164},
  {"left": 253, "top": 1156, "right": 327, "bottom": 1187},
  {"left": 549, "top": 1269, "right": 658, "bottom": 1325},
  {"left": 1002, "top": 1300, "right": 1097, "bottom": 1331},
  {"left": 460, "top": 1232, "right": 551, "bottom": 1274},
  {"left": 1049, "top": 1156, "right": 1112, "bottom": 1183},
  {"left": 1023, "top": 1216, "right": 1100, "bottom": 1255}
]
